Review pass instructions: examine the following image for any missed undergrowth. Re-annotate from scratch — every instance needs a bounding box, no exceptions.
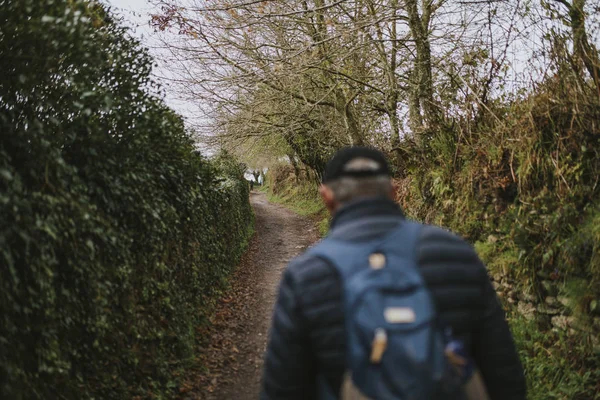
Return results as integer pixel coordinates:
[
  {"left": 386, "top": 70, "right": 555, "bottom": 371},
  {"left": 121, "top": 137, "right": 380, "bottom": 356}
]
[
  {"left": 509, "top": 312, "right": 600, "bottom": 399},
  {"left": 394, "top": 69, "right": 600, "bottom": 399},
  {"left": 263, "top": 166, "right": 330, "bottom": 237}
]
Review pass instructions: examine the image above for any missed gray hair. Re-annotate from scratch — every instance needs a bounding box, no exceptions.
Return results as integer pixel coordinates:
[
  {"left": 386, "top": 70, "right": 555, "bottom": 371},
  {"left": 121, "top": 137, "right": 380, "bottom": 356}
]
[{"left": 325, "top": 158, "right": 392, "bottom": 203}]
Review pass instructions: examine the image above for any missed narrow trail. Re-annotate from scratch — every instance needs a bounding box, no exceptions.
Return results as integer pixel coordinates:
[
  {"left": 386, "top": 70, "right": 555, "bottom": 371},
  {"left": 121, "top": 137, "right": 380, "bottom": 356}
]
[{"left": 182, "top": 191, "right": 320, "bottom": 400}]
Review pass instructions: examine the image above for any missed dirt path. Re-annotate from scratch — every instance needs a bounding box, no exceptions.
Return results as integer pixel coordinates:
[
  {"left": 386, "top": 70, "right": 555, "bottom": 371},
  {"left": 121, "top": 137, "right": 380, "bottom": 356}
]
[{"left": 181, "top": 191, "right": 320, "bottom": 400}]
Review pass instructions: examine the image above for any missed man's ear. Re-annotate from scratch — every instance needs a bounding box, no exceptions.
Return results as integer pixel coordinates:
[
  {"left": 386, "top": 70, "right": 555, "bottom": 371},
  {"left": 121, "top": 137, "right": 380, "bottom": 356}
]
[{"left": 319, "top": 184, "right": 338, "bottom": 214}]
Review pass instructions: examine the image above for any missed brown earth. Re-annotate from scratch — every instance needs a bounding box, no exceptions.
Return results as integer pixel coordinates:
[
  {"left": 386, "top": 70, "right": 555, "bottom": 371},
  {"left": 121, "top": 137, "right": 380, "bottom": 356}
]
[{"left": 180, "top": 191, "right": 320, "bottom": 400}]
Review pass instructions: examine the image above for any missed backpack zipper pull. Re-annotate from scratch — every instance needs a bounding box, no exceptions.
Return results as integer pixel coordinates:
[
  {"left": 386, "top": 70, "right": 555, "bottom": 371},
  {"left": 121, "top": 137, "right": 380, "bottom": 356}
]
[{"left": 370, "top": 328, "right": 387, "bottom": 363}]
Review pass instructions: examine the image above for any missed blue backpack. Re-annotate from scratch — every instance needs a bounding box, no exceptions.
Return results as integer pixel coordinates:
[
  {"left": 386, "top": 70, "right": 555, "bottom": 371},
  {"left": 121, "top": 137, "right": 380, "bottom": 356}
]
[{"left": 306, "top": 220, "right": 464, "bottom": 400}]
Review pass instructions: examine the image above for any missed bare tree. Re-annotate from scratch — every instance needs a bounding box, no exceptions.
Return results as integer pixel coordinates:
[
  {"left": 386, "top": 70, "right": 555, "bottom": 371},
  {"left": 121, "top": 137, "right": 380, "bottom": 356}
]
[
  {"left": 150, "top": 0, "right": 580, "bottom": 173},
  {"left": 551, "top": 0, "right": 600, "bottom": 94}
]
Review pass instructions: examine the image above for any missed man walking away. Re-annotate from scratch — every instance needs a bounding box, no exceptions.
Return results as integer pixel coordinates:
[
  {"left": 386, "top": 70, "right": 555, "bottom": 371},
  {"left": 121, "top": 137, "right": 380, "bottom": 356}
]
[{"left": 260, "top": 147, "right": 526, "bottom": 400}]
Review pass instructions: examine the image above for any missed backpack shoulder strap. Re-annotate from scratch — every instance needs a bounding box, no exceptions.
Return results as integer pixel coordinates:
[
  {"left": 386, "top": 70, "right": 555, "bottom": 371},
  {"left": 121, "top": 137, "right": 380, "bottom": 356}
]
[
  {"left": 379, "top": 220, "right": 422, "bottom": 262},
  {"left": 305, "top": 220, "right": 423, "bottom": 279},
  {"left": 304, "top": 237, "right": 371, "bottom": 279}
]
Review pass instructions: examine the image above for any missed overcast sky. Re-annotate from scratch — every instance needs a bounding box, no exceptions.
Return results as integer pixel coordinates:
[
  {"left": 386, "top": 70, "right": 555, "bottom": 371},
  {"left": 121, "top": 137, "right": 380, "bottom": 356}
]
[
  {"left": 105, "top": 0, "right": 154, "bottom": 39},
  {"left": 104, "top": 0, "right": 198, "bottom": 123}
]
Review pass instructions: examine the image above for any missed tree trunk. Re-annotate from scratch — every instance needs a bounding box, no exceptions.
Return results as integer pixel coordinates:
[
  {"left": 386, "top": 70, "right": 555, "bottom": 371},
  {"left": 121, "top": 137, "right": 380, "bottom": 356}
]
[
  {"left": 388, "top": 101, "right": 402, "bottom": 160},
  {"left": 408, "top": 68, "right": 424, "bottom": 139},
  {"left": 387, "top": 0, "right": 402, "bottom": 160},
  {"left": 405, "top": 0, "right": 439, "bottom": 135},
  {"left": 570, "top": 0, "right": 600, "bottom": 95},
  {"left": 334, "top": 88, "right": 364, "bottom": 146},
  {"left": 288, "top": 152, "right": 301, "bottom": 182}
]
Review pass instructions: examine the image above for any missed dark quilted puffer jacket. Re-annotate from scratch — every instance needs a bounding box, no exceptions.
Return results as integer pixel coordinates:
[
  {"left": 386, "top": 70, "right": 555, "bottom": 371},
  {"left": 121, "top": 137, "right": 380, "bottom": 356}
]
[{"left": 260, "top": 198, "right": 526, "bottom": 400}]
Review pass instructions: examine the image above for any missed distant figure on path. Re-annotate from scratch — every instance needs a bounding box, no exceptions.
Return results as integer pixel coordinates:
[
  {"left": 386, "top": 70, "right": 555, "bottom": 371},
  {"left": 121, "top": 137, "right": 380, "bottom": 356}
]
[{"left": 260, "top": 147, "right": 526, "bottom": 400}]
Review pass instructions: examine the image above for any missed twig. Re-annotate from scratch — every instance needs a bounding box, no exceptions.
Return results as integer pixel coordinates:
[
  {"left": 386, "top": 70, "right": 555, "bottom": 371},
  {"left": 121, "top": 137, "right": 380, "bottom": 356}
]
[{"left": 550, "top": 157, "right": 572, "bottom": 194}]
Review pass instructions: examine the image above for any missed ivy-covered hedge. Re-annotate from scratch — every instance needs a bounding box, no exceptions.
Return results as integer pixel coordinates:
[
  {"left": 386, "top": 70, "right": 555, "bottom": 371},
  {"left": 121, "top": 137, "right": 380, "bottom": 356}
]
[{"left": 0, "top": 1, "right": 252, "bottom": 398}]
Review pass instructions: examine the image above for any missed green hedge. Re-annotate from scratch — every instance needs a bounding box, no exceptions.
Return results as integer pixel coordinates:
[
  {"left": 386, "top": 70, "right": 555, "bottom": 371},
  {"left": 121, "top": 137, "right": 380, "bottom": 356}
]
[{"left": 0, "top": 1, "right": 252, "bottom": 398}]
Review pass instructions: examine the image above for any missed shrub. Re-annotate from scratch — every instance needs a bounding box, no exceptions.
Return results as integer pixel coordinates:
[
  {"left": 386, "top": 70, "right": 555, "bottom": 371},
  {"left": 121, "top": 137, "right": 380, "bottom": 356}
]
[{"left": 0, "top": 1, "right": 252, "bottom": 398}]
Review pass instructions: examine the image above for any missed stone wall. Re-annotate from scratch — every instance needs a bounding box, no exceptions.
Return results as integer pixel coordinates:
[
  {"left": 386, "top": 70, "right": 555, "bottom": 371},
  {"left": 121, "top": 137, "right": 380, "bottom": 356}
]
[{"left": 490, "top": 270, "right": 600, "bottom": 353}]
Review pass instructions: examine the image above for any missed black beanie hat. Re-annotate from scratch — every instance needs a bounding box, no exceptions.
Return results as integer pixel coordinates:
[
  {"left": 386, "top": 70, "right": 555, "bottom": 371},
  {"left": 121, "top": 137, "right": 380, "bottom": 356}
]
[{"left": 322, "top": 146, "right": 391, "bottom": 183}]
